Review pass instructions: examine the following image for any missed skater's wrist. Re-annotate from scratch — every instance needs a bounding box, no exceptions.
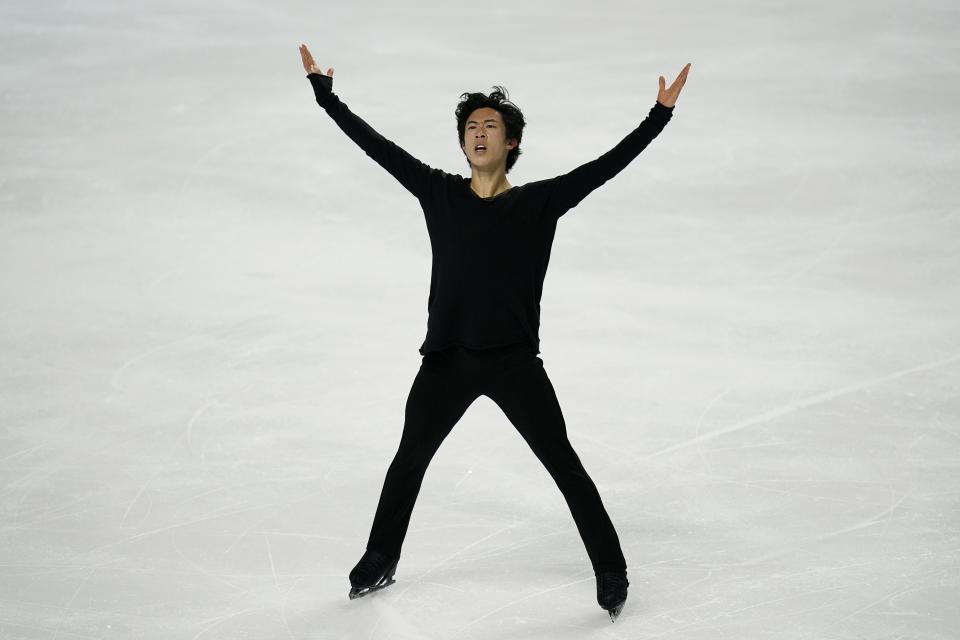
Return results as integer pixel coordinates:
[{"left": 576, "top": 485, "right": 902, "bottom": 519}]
[{"left": 307, "top": 72, "right": 334, "bottom": 106}]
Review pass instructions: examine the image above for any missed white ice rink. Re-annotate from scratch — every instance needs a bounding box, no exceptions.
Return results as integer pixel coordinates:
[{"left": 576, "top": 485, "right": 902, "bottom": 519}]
[{"left": 2, "top": 0, "right": 958, "bottom": 638}]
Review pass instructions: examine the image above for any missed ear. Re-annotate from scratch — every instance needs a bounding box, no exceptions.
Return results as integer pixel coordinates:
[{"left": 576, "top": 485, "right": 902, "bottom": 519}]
[{"left": 507, "top": 138, "right": 518, "bottom": 150}]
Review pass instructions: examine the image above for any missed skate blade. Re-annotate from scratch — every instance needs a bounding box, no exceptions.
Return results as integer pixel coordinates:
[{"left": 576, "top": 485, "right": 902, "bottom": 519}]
[
  {"left": 348, "top": 576, "right": 396, "bottom": 600},
  {"left": 607, "top": 600, "right": 625, "bottom": 622}
]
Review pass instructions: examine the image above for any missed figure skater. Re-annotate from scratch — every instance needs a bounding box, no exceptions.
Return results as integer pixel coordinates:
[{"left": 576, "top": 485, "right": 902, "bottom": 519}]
[{"left": 298, "top": 43, "right": 689, "bottom": 622}]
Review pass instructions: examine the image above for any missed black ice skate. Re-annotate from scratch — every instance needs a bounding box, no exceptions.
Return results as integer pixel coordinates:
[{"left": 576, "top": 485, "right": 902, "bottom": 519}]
[
  {"left": 348, "top": 549, "right": 399, "bottom": 600},
  {"left": 596, "top": 570, "right": 629, "bottom": 622}
]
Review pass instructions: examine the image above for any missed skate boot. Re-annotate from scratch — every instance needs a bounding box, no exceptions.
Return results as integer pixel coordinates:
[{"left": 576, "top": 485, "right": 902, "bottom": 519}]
[
  {"left": 596, "top": 570, "right": 629, "bottom": 622},
  {"left": 348, "top": 549, "right": 399, "bottom": 600}
]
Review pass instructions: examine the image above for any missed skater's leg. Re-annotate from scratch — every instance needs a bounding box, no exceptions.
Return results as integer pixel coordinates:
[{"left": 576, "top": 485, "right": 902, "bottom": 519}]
[
  {"left": 484, "top": 354, "right": 627, "bottom": 574},
  {"left": 365, "top": 352, "right": 478, "bottom": 558}
]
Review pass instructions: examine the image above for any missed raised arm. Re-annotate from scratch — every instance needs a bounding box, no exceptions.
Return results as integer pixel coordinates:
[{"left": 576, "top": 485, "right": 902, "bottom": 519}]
[
  {"left": 545, "top": 102, "right": 674, "bottom": 218},
  {"left": 546, "top": 63, "right": 690, "bottom": 219},
  {"left": 299, "top": 44, "right": 440, "bottom": 201}
]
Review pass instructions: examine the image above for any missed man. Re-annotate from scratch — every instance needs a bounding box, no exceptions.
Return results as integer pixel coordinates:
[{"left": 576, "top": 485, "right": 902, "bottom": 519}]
[{"left": 299, "top": 43, "right": 689, "bottom": 622}]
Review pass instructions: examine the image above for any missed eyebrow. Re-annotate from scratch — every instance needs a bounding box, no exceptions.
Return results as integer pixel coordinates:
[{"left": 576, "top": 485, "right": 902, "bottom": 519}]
[{"left": 466, "top": 119, "right": 498, "bottom": 124}]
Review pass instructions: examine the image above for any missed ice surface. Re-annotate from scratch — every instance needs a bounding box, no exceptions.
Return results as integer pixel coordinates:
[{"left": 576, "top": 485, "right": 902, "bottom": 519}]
[{"left": 1, "top": 0, "right": 958, "bottom": 638}]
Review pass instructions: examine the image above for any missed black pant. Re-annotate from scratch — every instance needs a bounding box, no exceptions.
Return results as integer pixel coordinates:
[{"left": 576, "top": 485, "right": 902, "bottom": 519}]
[{"left": 364, "top": 342, "right": 627, "bottom": 575}]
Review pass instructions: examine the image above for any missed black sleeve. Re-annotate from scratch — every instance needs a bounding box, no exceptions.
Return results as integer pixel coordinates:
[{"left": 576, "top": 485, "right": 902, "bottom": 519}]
[
  {"left": 545, "top": 101, "right": 675, "bottom": 219},
  {"left": 307, "top": 73, "right": 440, "bottom": 200}
]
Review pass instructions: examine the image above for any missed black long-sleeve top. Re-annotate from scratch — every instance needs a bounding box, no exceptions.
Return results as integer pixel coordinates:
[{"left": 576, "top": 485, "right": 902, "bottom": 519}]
[{"left": 306, "top": 73, "right": 674, "bottom": 356}]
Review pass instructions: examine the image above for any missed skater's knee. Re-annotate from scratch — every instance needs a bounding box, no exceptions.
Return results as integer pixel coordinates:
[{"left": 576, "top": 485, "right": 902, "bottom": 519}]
[
  {"left": 392, "top": 443, "right": 440, "bottom": 470},
  {"left": 528, "top": 439, "right": 577, "bottom": 463}
]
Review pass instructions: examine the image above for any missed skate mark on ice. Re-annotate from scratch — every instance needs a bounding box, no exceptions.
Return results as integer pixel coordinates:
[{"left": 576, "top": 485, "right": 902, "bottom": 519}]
[
  {"left": 644, "top": 351, "right": 960, "bottom": 458},
  {"left": 392, "top": 522, "right": 522, "bottom": 602},
  {"left": 366, "top": 520, "right": 537, "bottom": 640},
  {"left": 797, "top": 570, "right": 953, "bottom": 640},
  {"left": 110, "top": 317, "right": 271, "bottom": 391},
  {"left": 119, "top": 483, "right": 149, "bottom": 527},
  {"left": 653, "top": 581, "right": 861, "bottom": 639},
  {"left": 0, "top": 443, "right": 46, "bottom": 464},
  {"left": 170, "top": 533, "right": 246, "bottom": 591},
  {"left": 110, "top": 334, "right": 200, "bottom": 391},
  {"left": 57, "top": 500, "right": 304, "bottom": 569},
  {"left": 50, "top": 567, "right": 93, "bottom": 640},
  {"left": 186, "top": 399, "right": 220, "bottom": 463},
  {"left": 571, "top": 429, "right": 927, "bottom": 512},
  {"left": 448, "top": 528, "right": 570, "bottom": 565},
  {"left": 193, "top": 606, "right": 265, "bottom": 640},
  {"left": 455, "top": 575, "right": 594, "bottom": 633},
  {"left": 366, "top": 598, "right": 434, "bottom": 640},
  {"left": 264, "top": 533, "right": 295, "bottom": 640},
  {"left": 736, "top": 489, "right": 908, "bottom": 568},
  {"left": 815, "top": 485, "right": 905, "bottom": 541},
  {"left": 693, "top": 389, "right": 730, "bottom": 474}
]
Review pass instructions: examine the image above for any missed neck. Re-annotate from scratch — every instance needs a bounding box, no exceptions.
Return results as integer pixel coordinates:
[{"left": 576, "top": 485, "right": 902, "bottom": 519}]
[{"left": 469, "top": 166, "right": 512, "bottom": 198}]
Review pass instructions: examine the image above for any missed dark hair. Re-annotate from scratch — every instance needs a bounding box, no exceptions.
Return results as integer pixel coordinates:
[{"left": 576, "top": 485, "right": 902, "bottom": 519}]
[{"left": 455, "top": 86, "right": 526, "bottom": 174}]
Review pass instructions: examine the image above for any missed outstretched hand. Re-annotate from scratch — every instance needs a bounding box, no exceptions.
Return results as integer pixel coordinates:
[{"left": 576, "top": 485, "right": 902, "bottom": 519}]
[
  {"left": 657, "top": 63, "right": 691, "bottom": 108},
  {"left": 300, "top": 43, "right": 334, "bottom": 77}
]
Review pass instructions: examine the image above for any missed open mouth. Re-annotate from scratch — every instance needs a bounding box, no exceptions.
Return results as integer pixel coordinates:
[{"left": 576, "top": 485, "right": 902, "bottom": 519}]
[{"left": 474, "top": 144, "right": 487, "bottom": 154}]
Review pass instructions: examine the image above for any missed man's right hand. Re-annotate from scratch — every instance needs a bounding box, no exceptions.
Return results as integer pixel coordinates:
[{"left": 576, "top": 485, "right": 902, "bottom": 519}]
[{"left": 300, "top": 43, "right": 334, "bottom": 77}]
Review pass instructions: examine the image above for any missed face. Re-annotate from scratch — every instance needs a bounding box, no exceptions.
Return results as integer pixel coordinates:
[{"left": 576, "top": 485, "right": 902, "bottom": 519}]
[{"left": 462, "top": 107, "right": 516, "bottom": 169}]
